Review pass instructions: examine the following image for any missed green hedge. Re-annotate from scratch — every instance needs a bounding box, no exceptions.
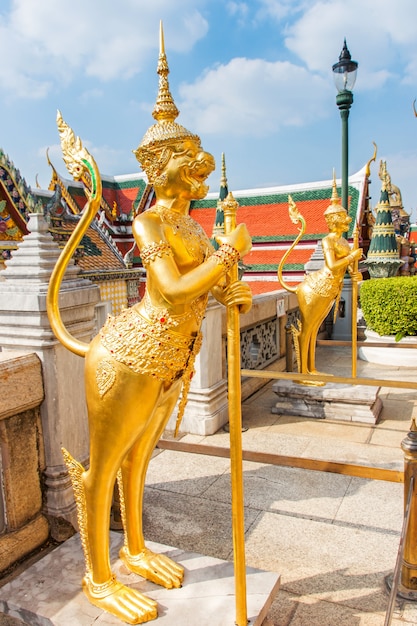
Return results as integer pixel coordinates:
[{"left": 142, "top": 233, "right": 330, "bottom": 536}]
[{"left": 360, "top": 276, "right": 417, "bottom": 340}]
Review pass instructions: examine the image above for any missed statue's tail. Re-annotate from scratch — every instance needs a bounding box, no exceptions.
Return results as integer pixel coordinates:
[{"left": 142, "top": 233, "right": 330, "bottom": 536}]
[
  {"left": 277, "top": 195, "right": 306, "bottom": 294},
  {"left": 291, "top": 318, "right": 302, "bottom": 372},
  {"left": 61, "top": 447, "right": 92, "bottom": 575},
  {"left": 46, "top": 112, "right": 102, "bottom": 357}
]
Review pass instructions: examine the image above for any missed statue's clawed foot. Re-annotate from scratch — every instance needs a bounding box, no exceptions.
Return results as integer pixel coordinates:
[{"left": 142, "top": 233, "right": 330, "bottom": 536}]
[
  {"left": 82, "top": 574, "right": 157, "bottom": 624},
  {"left": 309, "top": 368, "right": 333, "bottom": 378},
  {"left": 298, "top": 378, "right": 326, "bottom": 387},
  {"left": 120, "top": 546, "right": 184, "bottom": 589}
]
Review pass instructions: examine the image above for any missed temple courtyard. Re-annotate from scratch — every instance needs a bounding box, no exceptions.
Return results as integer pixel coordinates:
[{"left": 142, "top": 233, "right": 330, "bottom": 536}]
[{"left": 1, "top": 344, "right": 417, "bottom": 625}]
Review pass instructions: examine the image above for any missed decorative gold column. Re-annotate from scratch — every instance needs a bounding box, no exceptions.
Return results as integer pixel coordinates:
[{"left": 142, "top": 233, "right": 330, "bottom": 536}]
[{"left": 222, "top": 191, "right": 248, "bottom": 626}]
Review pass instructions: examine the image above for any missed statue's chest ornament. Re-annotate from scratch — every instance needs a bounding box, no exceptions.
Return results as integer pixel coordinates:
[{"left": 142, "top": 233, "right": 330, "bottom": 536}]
[
  {"left": 153, "top": 206, "right": 214, "bottom": 264},
  {"left": 334, "top": 239, "right": 350, "bottom": 260}
]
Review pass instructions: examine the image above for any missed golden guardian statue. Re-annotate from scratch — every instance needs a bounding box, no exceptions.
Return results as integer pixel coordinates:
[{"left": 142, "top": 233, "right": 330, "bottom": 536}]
[
  {"left": 278, "top": 176, "right": 362, "bottom": 383},
  {"left": 47, "top": 23, "right": 252, "bottom": 624}
]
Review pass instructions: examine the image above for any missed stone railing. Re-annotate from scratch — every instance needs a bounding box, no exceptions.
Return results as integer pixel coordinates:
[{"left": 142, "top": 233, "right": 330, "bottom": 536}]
[{"left": 0, "top": 352, "right": 49, "bottom": 574}]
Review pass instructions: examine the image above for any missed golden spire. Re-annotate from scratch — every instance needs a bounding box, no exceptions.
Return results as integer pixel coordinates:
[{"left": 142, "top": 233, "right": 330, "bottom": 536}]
[
  {"left": 134, "top": 21, "right": 201, "bottom": 173},
  {"left": 152, "top": 21, "right": 179, "bottom": 123},
  {"left": 220, "top": 153, "right": 227, "bottom": 189},
  {"left": 221, "top": 152, "right": 226, "bottom": 177},
  {"left": 331, "top": 169, "right": 339, "bottom": 202},
  {"left": 324, "top": 170, "right": 346, "bottom": 215}
]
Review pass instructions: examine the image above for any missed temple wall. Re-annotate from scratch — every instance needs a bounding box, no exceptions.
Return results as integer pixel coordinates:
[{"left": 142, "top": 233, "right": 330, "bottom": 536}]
[
  {"left": 0, "top": 352, "right": 49, "bottom": 574},
  {"left": 98, "top": 279, "right": 128, "bottom": 315}
]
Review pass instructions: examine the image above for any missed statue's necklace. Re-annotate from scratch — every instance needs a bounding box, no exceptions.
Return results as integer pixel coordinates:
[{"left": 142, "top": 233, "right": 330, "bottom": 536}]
[{"left": 152, "top": 205, "right": 214, "bottom": 264}]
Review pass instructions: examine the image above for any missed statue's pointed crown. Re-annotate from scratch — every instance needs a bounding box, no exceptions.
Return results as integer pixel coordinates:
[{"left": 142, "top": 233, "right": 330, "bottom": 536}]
[
  {"left": 324, "top": 170, "right": 347, "bottom": 215},
  {"left": 134, "top": 21, "right": 201, "bottom": 165}
]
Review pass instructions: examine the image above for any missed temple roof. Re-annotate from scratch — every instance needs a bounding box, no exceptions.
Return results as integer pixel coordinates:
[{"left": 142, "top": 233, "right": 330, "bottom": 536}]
[
  {"left": 0, "top": 155, "right": 146, "bottom": 275},
  {"left": 0, "top": 145, "right": 370, "bottom": 293},
  {"left": 66, "top": 172, "right": 149, "bottom": 218},
  {"left": 190, "top": 167, "right": 368, "bottom": 294}
]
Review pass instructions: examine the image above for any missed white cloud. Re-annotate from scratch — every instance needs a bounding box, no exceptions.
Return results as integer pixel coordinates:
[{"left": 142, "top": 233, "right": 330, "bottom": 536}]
[
  {"left": 39, "top": 138, "right": 126, "bottom": 179},
  {"left": 227, "top": 1, "right": 249, "bottom": 25},
  {"left": 283, "top": 0, "right": 417, "bottom": 89},
  {"left": 0, "top": 0, "right": 208, "bottom": 99},
  {"left": 79, "top": 89, "right": 105, "bottom": 105},
  {"left": 255, "top": 0, "right": 305, "bottom": 21},
  {"left": 178, "top": 57, "right": 331, "bottom": 136},
  {"left": 38, "top": 143, "right": 62, "bottom": 164},
  {"left": 84, "top": 143, "right": 127, "bottom": 175}
]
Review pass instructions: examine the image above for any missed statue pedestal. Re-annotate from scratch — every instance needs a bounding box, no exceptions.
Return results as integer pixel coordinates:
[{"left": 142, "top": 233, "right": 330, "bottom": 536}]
[
  {"left": 272, "top": 380, "right": 382, "bottom": 424},
  {"left": 0, "top": 533, "right": 281, "bottom": 626}
]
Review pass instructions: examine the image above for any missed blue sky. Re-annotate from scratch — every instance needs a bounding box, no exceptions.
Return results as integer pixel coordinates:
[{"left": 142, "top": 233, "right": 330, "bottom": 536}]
[{"left": 1, "top": 0, "right": 417, "bottom": 217}]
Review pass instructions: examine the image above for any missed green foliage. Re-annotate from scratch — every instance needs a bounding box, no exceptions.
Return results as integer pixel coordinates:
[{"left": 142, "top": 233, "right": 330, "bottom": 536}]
[{"left": 360, "top": 276, "right": 417, "bottom": 339}]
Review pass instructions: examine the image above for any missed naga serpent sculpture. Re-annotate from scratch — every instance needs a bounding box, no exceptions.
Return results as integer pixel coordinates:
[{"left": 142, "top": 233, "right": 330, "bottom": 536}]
[{"left": 46, "top": 25, "right": 252, "bottom": 624}]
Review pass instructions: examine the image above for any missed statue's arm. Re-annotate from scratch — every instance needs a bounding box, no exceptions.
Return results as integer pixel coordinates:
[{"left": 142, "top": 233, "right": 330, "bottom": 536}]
[
  {"left": 211, "top": 281, "right": 252, "bottom": 314},
  {"left": 133, "top": 215, "right": 251, "bottom": 305},
  {"left": 322, "top": 236, "right": 361, "bottom": 273}
]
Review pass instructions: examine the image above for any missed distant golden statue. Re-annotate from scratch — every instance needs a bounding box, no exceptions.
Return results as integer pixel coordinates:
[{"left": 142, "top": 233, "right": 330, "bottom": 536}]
[
  {"left": 278, "top": 178, "right": 362, "bottom": 383},
  {"left": 47, "top": 24, "right": 252, "bottom": 625},
  {"left": 379, "top": 159, "right": 403, "bottom": 209}
]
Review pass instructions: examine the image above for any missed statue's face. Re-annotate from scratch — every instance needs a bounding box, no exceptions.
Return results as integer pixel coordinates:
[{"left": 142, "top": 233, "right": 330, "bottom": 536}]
[
  {"left": 325, "top": 211, "right": 351, "bottom": 233},
  {"left": 341, "top": 213, "right": 352, "bottom": 232},
  {"left": 154, "top": 140, "right": 215, "bottom": 201}
]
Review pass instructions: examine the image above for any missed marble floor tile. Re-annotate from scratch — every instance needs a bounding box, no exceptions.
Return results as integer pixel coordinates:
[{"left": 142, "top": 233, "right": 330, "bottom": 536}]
[
  {"left": 265, "top": 416, "right": 372, "bottom": 444},
  {"left": 244, "top": 510, "right": 399, "bottom": 613},
  {"left": 203, "top": 464, "right": 352, "bottom": 522},
  {"left": 301, "top": 437, "right": 403, "bottom": 470},
  {"left": 0, "top": 534, "right": 280, "bottom": 626},
  {"left": 146, "top": 449, "right": 230, "bottom": 496}
]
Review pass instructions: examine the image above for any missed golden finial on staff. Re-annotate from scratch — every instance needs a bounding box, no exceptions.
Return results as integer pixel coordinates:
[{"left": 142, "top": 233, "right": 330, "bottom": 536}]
[{"left": 220, "top": 184, "right": 249, "bottom": 626}]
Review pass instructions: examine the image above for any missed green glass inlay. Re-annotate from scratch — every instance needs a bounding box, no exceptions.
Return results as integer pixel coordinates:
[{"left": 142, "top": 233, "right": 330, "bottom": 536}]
[
  {"left": 192, "top": 185, "right": 359, "bottom": 211},
  {"left": 247, "top": 263, "right": 304, "bottom": 271},
  {"left": 81, "top": 234, "right": 102, "bottom": 256},
  {"left": 101, "top": 178, "right": 147, "bottom": 191},
  {"left": 252, "top": 233, "right": 325, "bottom": 243}
]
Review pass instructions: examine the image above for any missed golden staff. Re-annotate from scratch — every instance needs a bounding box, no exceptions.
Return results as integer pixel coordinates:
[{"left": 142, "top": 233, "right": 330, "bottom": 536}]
[
  {"left": 351, "top": 221, "right": 359, "bottom": 378},
  {"left": 221, "top": 190, "right": 248, "bottom": 626}
]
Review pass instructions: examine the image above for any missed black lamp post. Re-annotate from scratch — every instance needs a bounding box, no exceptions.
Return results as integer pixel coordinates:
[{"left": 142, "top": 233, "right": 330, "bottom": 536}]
[{"left": 332, "top": 39, "right": 358, "bottom": 213}]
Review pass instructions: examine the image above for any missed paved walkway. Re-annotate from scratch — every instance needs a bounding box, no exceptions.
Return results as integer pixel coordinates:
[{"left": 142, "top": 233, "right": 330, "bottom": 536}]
[
  {"left": 144, "top": 345, "right": 417, "bottom": 625},
  {"left": 2, "top": 345, "right": 417, "bottom": 626}
]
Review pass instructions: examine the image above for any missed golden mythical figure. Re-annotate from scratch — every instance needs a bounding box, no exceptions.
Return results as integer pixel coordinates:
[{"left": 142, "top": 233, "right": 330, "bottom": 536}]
[
  {"left": 46, "top": 24, "right": 252, "bottom": 625},
  {"left": 277, "top": 177, "right": 362, "bottom": 382}
]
